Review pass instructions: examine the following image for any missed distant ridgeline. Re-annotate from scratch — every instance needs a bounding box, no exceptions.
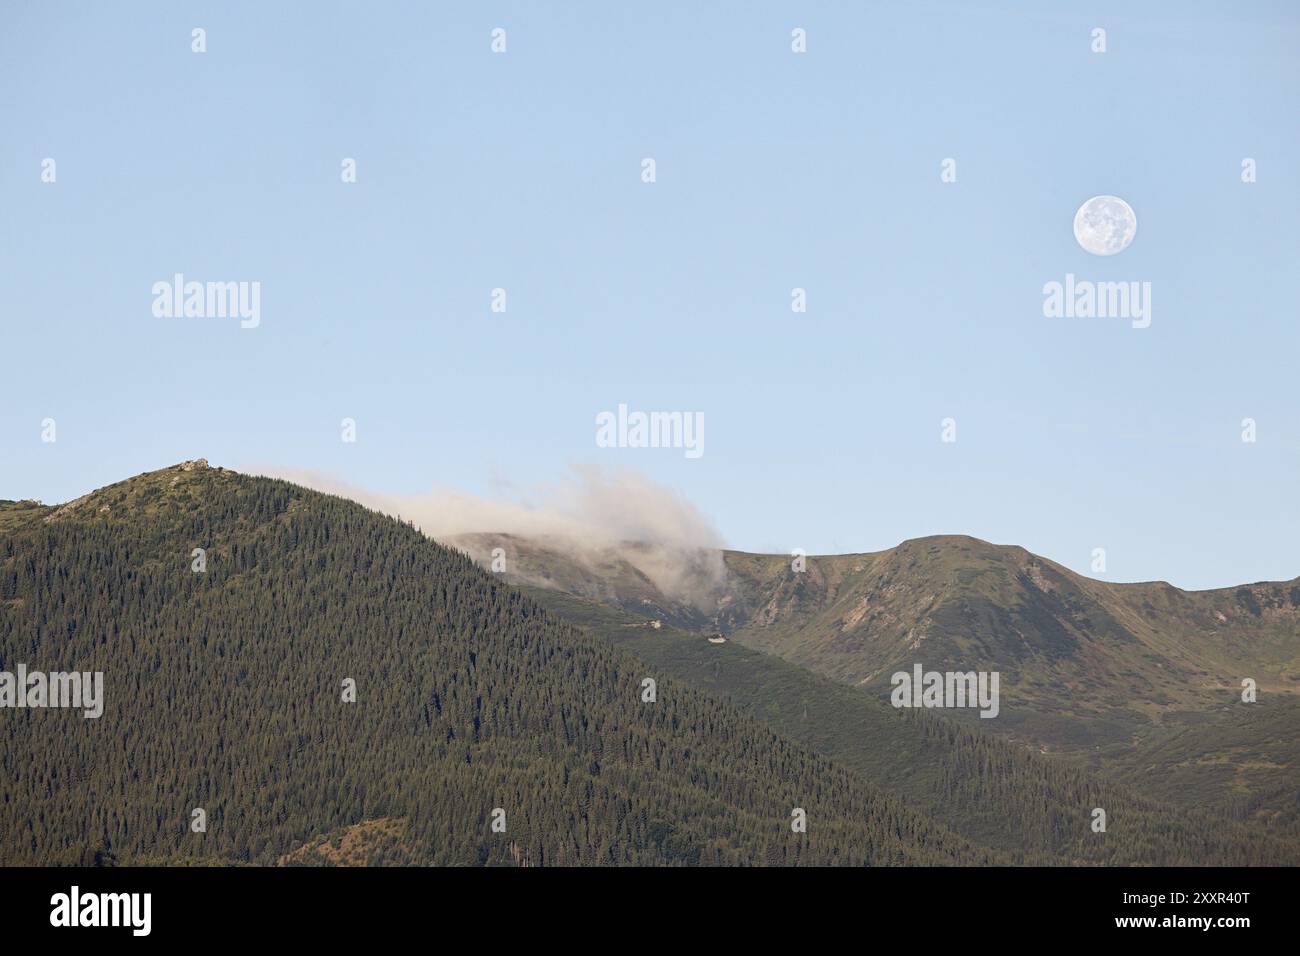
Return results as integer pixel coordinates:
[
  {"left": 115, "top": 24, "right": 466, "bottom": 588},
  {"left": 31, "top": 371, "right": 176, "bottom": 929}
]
[{"left": 1, "top": 464, "right": 1296, "bottom": 866}]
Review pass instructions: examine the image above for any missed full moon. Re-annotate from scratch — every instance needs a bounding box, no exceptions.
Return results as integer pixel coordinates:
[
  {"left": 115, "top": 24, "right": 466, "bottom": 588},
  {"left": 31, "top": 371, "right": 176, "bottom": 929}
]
[{"left": 1073, "top": 195, "right": 1137, "bottom": 256}]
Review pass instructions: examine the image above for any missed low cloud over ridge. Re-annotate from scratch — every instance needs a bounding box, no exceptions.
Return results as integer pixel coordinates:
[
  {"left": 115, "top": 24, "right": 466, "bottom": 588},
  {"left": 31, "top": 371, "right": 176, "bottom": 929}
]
[{"left": 246, "top": 463, "right": 728, "bottom": 610}]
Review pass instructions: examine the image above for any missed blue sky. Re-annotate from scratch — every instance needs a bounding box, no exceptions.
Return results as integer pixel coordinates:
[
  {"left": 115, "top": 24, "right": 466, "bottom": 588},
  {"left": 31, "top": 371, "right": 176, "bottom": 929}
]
[{"left": 2, "top": 1, "right": 1297, "bottom": 590}]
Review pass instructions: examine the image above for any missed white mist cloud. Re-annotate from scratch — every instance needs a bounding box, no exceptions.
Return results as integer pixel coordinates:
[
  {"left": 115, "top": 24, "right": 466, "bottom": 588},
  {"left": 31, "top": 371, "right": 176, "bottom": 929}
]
[{"left": 243, "top": 464, "right": 729, "bottom": 610}]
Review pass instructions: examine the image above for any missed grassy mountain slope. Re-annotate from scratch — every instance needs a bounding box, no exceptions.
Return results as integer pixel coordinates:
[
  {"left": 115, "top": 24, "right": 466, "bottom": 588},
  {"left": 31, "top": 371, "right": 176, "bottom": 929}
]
[
  {"left": 0, "top": 464, "right": 1000, "bottom": 867},
  {"left": 723, "top": 536, "right": 1299, "bottom": 713},
  {"left": 720, "top": 536, "right": 1300, "bottom": 810}
]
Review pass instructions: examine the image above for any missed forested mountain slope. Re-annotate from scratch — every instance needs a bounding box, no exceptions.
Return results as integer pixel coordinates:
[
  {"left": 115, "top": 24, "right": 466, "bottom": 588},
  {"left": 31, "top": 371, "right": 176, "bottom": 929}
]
[
  {"left": 522, "top": 587, "right": 1300, "bottom": 864},
  {"left": 0, "top": 463, "right": 997, "bottom": 866}
]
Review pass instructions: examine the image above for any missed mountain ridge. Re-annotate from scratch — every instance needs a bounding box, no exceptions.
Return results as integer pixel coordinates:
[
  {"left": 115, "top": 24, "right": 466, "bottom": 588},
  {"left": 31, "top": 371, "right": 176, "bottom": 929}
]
[{"left": 448, "top": 526, "right": 1300, "bottom": 819}]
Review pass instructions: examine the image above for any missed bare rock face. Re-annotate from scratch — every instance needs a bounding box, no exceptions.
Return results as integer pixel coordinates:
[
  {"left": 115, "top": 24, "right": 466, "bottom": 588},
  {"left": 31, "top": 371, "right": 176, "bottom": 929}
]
[{"left": 179, "top": 459, "right": 208, "bottom": 472}]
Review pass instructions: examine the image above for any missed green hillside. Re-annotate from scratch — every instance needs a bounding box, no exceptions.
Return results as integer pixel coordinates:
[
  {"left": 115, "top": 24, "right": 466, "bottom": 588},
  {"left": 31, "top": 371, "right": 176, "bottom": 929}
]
[
  {"left": 522, "top": 585, "right": 1300, "bottom": 864},
  {"left": 0, "top": 463, "right": 999, "bottom": 866},
  {"left": 458, "top": 531, "right": 1299, "bottom": 822},
  {"left": 720, "top": 536, "right": 1300, "bottom": 709},
  {"left": 720, "top": 537, "right": 1300, "bottom": 813}
]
